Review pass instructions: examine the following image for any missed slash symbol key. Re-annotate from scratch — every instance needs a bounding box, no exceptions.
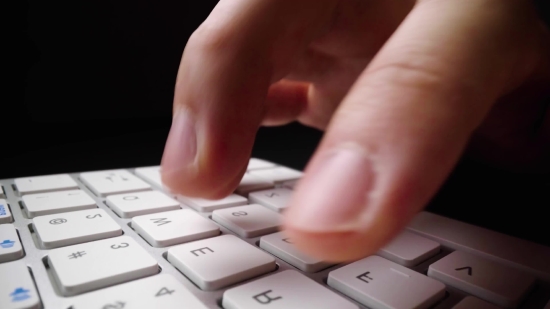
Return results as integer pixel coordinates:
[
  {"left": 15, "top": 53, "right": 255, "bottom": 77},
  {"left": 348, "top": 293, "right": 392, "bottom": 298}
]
[{"left": 455, "top": 266, "right": 472, "bottom": 276}]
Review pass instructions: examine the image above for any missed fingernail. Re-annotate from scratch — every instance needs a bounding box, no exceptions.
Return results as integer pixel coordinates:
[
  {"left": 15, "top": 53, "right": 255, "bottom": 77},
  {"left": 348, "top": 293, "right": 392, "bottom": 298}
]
[
  {"left": 161, "top": 108, "right": 198, "bottom": 173},
  {"left": 286, "top": 146, "right": 374, "bottom": 232}
]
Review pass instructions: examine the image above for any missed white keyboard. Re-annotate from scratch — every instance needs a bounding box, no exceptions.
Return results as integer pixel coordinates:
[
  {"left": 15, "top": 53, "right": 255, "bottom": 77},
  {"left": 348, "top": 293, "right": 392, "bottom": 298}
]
[{"left": 0, "top": 158, "right": 549, "bottom": 309}]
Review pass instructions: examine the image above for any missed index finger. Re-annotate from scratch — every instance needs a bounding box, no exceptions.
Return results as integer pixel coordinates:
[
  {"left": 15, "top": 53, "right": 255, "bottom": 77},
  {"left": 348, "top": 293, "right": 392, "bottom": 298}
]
[{"left": 161, "top": 0, "right": 338, "bottom": 198}]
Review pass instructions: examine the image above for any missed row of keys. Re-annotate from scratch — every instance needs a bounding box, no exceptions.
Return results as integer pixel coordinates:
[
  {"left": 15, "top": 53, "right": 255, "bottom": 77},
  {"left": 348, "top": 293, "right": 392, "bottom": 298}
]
[{"left": 11, "top": 158, "right": 298, "bottom": 198}]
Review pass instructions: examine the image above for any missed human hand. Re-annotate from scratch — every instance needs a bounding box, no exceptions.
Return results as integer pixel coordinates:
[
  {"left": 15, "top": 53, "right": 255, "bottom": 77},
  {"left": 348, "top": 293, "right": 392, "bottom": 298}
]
[{"left": 161, "top": 0, "right": 550, "bottom": 261}]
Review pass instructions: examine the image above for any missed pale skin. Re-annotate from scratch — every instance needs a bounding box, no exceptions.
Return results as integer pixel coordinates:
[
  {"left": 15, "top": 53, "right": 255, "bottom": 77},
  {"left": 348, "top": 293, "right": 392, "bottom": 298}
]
[{"left": 161, "top": 0, "right": 550, "bottom": 262}]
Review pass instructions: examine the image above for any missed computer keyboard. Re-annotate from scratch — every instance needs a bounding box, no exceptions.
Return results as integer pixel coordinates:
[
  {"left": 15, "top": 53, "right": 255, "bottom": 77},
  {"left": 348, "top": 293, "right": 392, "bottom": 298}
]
[{"left": 0, "top": 158, "right": 549, "bottom": 309}]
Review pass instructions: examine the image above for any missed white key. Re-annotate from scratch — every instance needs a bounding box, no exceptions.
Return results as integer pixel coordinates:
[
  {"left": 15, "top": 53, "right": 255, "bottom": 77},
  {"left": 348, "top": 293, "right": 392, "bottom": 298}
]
[
  {"left": 0, "top": 225, "right": 24, "bottom": 263},
  {"left": 260, "top": 232, "right": 333, "bottom": 272},
  {"left": 452, "top": 296, "right": 502, "bottom": 309},
  {"left": 248, "top": 188, "right": 293, "bottom": 213},
  {"left": 135, "top": 166, "right": 164, "bottom": 189},
  {"left": 33, "top": 209, "right": 122, "bottom": 249},
  {"left": 408, "top": 211, "right": 550, "bottom": 281},
  {"left": 328, "top": 256, "right": 445, "bottom": 309},
  {"left": 0, "top": 261, "right": 41, "bottom": 309},
  {"left": 167, "top": 234, "right": 276, "bottom": 290},
  {"left": 0, "top": 185, "right": 5, "bottom": 198},
  {"left": 248, "top": 166, "right": 303, "bottom": 184},
  {"left": 48, "top": 236, "right": 158, "bottom": 296},
  {"left": 132, "top": 209, "right": 220, "bottom": 247},
  {"left": 0, "top": 199, "right": 13, "bottom": 224},
  {"left": 22, "top": 190, "right": 96, "bottom": 218},
  {"left": 106, "top": 191, "right": 180, "bottom": 218},
  {"left": 223, "top": 270, "right": 358, "bottom": 309},
  {"left": 15, "top": 174, "right": 78, "bottom": 195},
  {"left": 377, "top": 231, "right": 440, "bottom": 267},
  {"left": 282, "top": 179, "right": 297, "bottom": 189},
  {"left": 247, "top": 158, "right": 277, "bottom": 171},
  {"left": 178, "top": 194, "right": 248, "bottom": 212},
  {"left": 63, "top": 274, "right": 208, "bottom": 309},
  {"left": 428, "top": 251, "right": 535, "bottom": 308},
  {"left": 80, "top": 169, "right": 151, "bottom": 197},
  {"left": 236, "top": 174, "right": 274, "bottom": 196},
  {"left": 212, "top": 204, "right": 281, "bottom": 238}
]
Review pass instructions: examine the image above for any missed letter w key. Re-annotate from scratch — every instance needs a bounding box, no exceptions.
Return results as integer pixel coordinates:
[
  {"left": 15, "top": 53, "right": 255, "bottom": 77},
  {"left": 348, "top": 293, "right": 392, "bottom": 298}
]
[{"left": 150, "top": 218, "right": 171, "bottom": 226}]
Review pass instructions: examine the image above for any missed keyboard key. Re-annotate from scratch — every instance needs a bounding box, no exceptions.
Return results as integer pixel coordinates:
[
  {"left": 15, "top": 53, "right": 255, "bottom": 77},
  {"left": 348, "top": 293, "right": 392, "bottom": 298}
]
[
  {"left": 259, "top": 231, "right": 333, "bottom": 272},
  {"left": 135, "top": 166, "right": 164, "bottom": 189},
  {"left": 0, "top": 261, "right": 41, "bottom": 309},
  {"left": 247, "top": 158, "right": 277, "bottom": 171},
  {"left": 408, "top": 211, "right": 550, "bottom": 281},
  {"left": 80, "top": 169, "right": 151, "bottom": 197},
  {"left": 63, "top": 274, "right": 208, "bottom": 309},
  {"left": 212, "top": 204, "right": 282, "bottom": 238},
  {"left": 223, "top": 270, "right": 358, "bottom": 309},
  {"left": 248, "top": 188, "right": 293, "bottom": 213},
  {"left": 167, "top": 234, "right": 276, "bottom": 290},
  {"left": 452, "top": 296, "right": 502, "bottom": 309},
  {"left": 236, "top": 174, "right": 274, "bottom": 196},
  {"left": 0, "top": 224, "right": 24, "bottom": 263},
  {"left": 377, "top": 231, "right": 440, "bottom": 267},
  {"left": 106, "top": 191, "right": 180, "bottom": 218},
  {"left": 22, "top": 190, "right": 96, "bottom": 218},
  {"left": 48, "top": 236, "right": 158, "bottom": 296},
  {"left": 0, "top": 186, "right": 5, "bottom": 198},
  {"left": 33, "top": 209, "right": 122, "bottom": 249},
  {"left": 132, "top": 209, "right": 219, "bottom": 247},
  {"left": 248, "top": 166, "right": 303, "bottom": 184},
  {"left": 177, "top": 194, "right": 248, "bottom": 212},
  {"left": 0, "top": 199, "right": 13, "bottom": 224},
  {"left": 328, "top": 256, "right": 445, "bottom": 309},
  {"left": 15, "top": 174, "right": 79, "bottom": 195},
  {"left": 428, "top": 251, "right": 535, "bottom": 308}
]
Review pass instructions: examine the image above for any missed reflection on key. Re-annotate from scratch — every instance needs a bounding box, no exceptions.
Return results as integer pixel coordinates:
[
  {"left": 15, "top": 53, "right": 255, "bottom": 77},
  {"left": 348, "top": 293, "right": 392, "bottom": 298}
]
[
  {"left": 33, "top": 209, "right": 122, "bottom": 249},
  {"left": 15, "top": 174, "right": 79, "bottom": 195},
  {"left": 212, "top": 204, "right": 281, "bottom": 238},
  {"left": 48, "top": 236, "right": 158, "bottom": 296},
  {"left": 223, "top": 270, "right": 358, "bottom": 309},
  {"left": 428, "top": 251, "right": 535, "bottom": 308},
  {"left": 377, "top": 231, "right": 440, "bottom": 266},
  {"left": 80, "top": 170, "right": 151, "bottom": 197},
  {"left": 106, "top": 191, "right": 180, "bottom": 218},
  {"left": 247, "top": 158, "right": 277, "bottom": 171},
  {"left": 0, "top": 199, "right": 13, "bottom": 224},
  {"left": 452, "top": 296, "right": 502, "bottom": 309},
  {"left": 22, "top": 190, "right": 96, "bottom": 218},
  {"left": 260, "top": 232, "right": 333, "bottom": 272},
  {"left": 167, "top": 235, "right": 276, "bottom": 290},
  {"left": 236, "top": 174, "right": 274, "bottom": 196},
  {"left": 134, "top": 166, "right": 164, "bottom": 189},
  {"left": 328, "top": 256, "right": 445, "bottom": 309},
  {"left": 132, "top": 209, "right": 219, "bottom": 247},
  {"left": 177, "top": 194, "right": 248, "bottom": 212},
  {"left": 248, "top": 166, "right": 302, "bottom": 184},
  {"left": 0, "top": 261, "right": 41, "bottom": 309},
  {"left": 64, "top": 274, "right": 208, "bottom": 309},
  {"left": 0, "top": 224, "right": 24, "bottom": 263},
  {"left": 249, "top": 188, "right": 293, "bottom": 213}
]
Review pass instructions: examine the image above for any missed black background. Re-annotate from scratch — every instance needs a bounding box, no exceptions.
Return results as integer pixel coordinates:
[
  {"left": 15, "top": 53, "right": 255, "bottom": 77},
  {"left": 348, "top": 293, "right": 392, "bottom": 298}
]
[{"left": 6, "top": 1, "right": 549, "bottom": 246}]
